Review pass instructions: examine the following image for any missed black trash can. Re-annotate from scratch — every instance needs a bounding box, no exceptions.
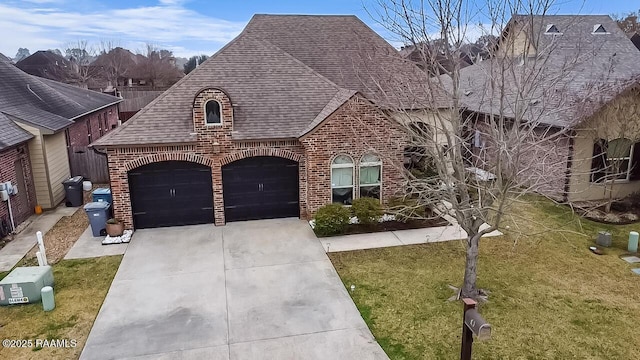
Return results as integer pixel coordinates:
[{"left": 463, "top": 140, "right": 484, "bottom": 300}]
[
  {"left": 62, "top": 176, "right": 84, "bottom": 207},
  {"left": 84, "top": 202, "right": 111, "bottom": 237}
]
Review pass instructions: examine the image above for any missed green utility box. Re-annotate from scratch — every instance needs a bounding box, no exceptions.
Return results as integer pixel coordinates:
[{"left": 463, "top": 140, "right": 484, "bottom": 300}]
[{"left": 0, "top": 266, "right": 54, "bottom": 305}]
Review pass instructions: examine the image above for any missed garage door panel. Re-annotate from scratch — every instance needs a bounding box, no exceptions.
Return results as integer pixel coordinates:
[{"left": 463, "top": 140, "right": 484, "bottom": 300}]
[
  {"left": 128, "top": 161, "right": 214, "bottom": 229},
  {"left": 222, "top": 156, "right": 299, "bottom": 222}
]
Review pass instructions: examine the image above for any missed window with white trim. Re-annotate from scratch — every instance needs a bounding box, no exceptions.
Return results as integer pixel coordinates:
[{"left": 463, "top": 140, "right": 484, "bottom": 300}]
[
  {"left": 205, "top": 100, "right": 222, "bottom": 125},
  {"left": 606, "top": 138, "right": 633, "bottom": 181},
  {"left": 331, "top": 155, "right": 354, "bottom": 205},
  {"left": 359, "top": 153, "right": 382, "bottom": 200}
]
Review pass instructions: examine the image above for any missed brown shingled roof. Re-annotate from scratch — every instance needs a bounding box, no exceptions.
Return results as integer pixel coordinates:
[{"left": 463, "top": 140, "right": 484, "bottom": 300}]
[{"left": 94, "top": 14, "right": 448, "bottom": 147}]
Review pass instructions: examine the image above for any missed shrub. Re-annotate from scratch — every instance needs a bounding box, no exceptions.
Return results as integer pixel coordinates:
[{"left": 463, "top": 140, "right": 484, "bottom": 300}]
[
  {"left": 386, "top": 196, "right": 424, "bottom": 223},
  {"left": 351, "top": 197, "right": 383, "bottom": 225},
  {"left": 313, "top": 203, "right": 351, "bottom": 236}
]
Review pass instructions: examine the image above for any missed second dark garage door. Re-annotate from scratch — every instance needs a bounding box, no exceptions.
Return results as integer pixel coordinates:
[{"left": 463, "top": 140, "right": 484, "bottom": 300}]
[
  {"left": 129, "top": 161, "right": 214, "bottom": 229},
  {"left": 222, "top": 156, "right": 299, "bottom": 222}
]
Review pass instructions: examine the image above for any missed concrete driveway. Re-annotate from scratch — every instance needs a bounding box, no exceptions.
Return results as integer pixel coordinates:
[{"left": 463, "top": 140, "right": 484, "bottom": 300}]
[{"left": 80, "top": 219, "right": 387, "bottom": 360}]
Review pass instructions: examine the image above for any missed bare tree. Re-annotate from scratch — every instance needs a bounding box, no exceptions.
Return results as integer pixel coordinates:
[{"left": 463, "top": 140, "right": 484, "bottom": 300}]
[
  {"left": 614, "top": 10, "right": 640, "bottom": 34},
  {"left": 364, "top": 0, "right": 615, "bottom": 298},
  {"left": 65, "top": 40, "right": 98, "bottom": 88},
  {"left": 137, "top": 43, "right": 182, "bottom": 89},
  {"left": 97, "top": 40, "right": 136, "bottom": 87}
]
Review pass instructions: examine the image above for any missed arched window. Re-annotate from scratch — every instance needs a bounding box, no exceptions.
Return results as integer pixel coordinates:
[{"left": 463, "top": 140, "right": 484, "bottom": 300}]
[
  {"left": 331, "top": 155, "right": 354, "bottom": 205},
  {"left": 205, "top": 100, "right": 222, "bottom": 125},
  {"left": 360, "top": 153, "right": 382, "bottom": 200}
]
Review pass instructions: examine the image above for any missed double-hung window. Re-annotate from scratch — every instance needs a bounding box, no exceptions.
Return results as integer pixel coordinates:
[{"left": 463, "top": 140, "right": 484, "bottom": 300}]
[
  {"left": 331, "top": 155, "right": 354, "bottom": 205},
  {"left": 359, "top": 153, "right": 382, "bottom": 200}
]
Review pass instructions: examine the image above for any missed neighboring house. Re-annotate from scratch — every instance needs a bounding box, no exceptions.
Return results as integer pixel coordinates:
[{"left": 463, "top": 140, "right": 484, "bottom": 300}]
[
  {"left": 0, "top": 59, "right": 121, "bottom": 227},
  {"left": 93, "top": 14, "right": 447, "bottom": 230},
  {"left": 0, "top": 113, "right": 35, "bottom": 233},
  {"left": 16, "top": 50, "right": 77, "bottom": 83},
  {"left": 455, "top": 15, "right": 640, "bottom": 202},
  {"left": 89, "top": 47, "right": 146, "bottom": 89},
  {"left": 89, "top": 47, "right": 183, "bottom": 91},
  {"left": 400, "top": 42, "right": 472, "bottom": 74}
]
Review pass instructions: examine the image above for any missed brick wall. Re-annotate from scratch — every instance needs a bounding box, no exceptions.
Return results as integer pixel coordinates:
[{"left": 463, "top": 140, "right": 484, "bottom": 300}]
[
  {"left": 301, "top": 95, "right": 406, "bottom": 215},
  {"left": 67, "top": 105, "right": 119, "bottom": 147},
  {"left": 105, "top": 89, "right": 406, "bottom": 229},
  {"left": 0, "top": 144, "right": 37, "bottom": 230}
]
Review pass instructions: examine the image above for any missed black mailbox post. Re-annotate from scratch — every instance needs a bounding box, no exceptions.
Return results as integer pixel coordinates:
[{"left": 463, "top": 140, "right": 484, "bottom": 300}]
[{"left": 461, "top": 298, "right": 491, "bottom": 360}]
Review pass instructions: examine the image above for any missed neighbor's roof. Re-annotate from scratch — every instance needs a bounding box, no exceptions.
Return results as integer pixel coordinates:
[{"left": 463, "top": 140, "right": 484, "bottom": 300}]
[
  {"left": 0, "top": 53, "right": 12, "bottom": 63},
  {"left": 452, "top": 15, "right": 640, "bottom": 128},
  {"left": 0, "top": 60, "right": 121, "bottom": 132},
  {"left": 94, "top": 14, "right": 447, "bottom": 146},
  {"left": 16, "top": 50, "right": 74, "bottom": 82},
  {"left": 0, "top": 113, "right": 33, "bottom": 152}
]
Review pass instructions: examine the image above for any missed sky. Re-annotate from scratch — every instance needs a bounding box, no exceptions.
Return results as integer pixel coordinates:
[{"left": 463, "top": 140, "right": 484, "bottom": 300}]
[{"left": 0, "top": 0, "right": 636, "bottom": 59}]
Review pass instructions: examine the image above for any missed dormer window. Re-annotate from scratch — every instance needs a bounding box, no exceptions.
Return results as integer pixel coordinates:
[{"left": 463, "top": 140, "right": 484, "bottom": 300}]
[
  {"left": 544, "top": 24, "right": 561, "bottom": 35},
  {"left": 592, "top": 24, "right": 608, "bottom": 34},
  {"left": 205, "top": 100, "right": 222, "bottom": 125}
]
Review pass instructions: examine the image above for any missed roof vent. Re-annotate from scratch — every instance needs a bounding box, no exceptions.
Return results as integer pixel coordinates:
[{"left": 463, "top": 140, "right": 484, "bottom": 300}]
[
  {"left": 592, "top": 24, "right": 608, "bottom": 34},
  {"left": 544, "top": 24, "right": 561, "bottom": 34}
]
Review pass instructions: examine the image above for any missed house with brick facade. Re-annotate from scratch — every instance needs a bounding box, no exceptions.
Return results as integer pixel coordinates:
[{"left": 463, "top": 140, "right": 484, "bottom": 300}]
[
  {"left": 0, "top": 58, "right": 121, "bottom": 232},
  {"left": 453, "top": 15, "right": 640, "bottom": 203},
  {"left": 92, "top": 14, "right": 449, "bottom": 230}
]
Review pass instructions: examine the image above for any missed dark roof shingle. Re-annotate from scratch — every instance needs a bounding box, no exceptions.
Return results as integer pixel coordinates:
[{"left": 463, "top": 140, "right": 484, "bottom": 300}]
[
  {"left": 0, "top": 113, "right": 33, "bottom": 151},
  {"left": 0, "top": 60, "right": 121, "bottom": 132}
]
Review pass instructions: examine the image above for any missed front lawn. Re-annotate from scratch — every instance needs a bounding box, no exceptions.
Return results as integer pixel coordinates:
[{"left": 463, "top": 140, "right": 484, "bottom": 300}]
[
  {"left": 329, "top": 197, "right": 640, "bottom": 359},
  {"left": 0, "top": 256, "right": 121, "bottom": 360}
]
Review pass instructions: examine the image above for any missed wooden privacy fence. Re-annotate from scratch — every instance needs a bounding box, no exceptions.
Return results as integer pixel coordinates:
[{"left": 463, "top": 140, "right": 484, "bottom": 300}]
[{"left": 68, "top": 146, "right": 109, "bottom": 183}]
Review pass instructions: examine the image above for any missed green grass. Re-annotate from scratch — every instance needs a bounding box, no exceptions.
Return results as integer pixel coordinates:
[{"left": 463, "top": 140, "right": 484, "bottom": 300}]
[
  {"left": 329, "top": 197, "right": 640, "bottom": 359},
  {"left": 0, "top": 256, "right": 122, "bottom": 360}
]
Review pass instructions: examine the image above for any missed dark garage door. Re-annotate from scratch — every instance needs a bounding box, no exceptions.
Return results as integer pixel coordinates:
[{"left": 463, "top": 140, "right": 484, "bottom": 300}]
[
  {"left": 222, "top": 156, "right": 299, "bottom": 222},
  {"left": 129, "top": 161, "right": 214, "bottom": 229}
]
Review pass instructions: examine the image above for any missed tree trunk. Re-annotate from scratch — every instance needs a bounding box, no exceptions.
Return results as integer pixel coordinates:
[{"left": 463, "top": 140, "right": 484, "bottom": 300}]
[
  {"left": 462, "top": 233, "right": 480, "bottom": 298},
  {"left": 605, "top": 184, "right": 613, "bottom": 213}
]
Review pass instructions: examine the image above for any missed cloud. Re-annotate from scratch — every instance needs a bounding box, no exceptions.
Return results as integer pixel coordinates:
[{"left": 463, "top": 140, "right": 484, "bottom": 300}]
[{"left": 0, "top": 1, "right": 246, "bottom": 58}]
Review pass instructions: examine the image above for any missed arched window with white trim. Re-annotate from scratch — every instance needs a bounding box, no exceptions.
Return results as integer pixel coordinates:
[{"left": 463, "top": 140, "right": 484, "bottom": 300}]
[
  {"left": 331, "top": 155, "right": 354, "bottom": 205},
  {"left": 205, "top": 99, "right": 222, "bottom": 125},
  {"left": 359, "top": 153, "right": 382, "bottom": 200}
]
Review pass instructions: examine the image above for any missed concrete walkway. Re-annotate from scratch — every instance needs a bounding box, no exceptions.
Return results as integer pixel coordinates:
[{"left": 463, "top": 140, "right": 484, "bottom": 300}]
[
  {"left": 319, "top": 223, "right": 503, "bottom": 253},
  {"left": 80, "top": 219, "right": 387, "bottom": 360},
  {"left": 0, "top": 205, "right": 77, "bottom": 271},
  {"left": 64, "top": 226, "right": 128, "bottom": 260}
]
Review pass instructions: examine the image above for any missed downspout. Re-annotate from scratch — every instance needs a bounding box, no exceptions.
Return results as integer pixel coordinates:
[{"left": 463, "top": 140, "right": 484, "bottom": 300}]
[{"left": 6, "top": 194, "right": 15, "bottom": 232}]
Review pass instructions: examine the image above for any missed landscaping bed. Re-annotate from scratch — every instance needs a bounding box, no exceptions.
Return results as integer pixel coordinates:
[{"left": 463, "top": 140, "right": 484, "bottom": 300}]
[
  {"left": 329, "top": 197, "right": 640, "bottom": 359},
  {"left": 0, "top": 256, "right": 122, "bottom": 360},
  {"left": 572, "top": 197, "right": 640, "bottom": 224},
  {"left": 339, "top": 217, "right": 448, "bottom": 236},
  {"left": 311, "top": 197, "right": 449, "bottom": 237}
]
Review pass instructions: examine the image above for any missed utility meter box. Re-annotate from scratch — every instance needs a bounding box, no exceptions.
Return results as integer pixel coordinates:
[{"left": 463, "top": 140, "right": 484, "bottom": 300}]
[{"left": 0, "top": 266, "right": 54, "bottom": 305}]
